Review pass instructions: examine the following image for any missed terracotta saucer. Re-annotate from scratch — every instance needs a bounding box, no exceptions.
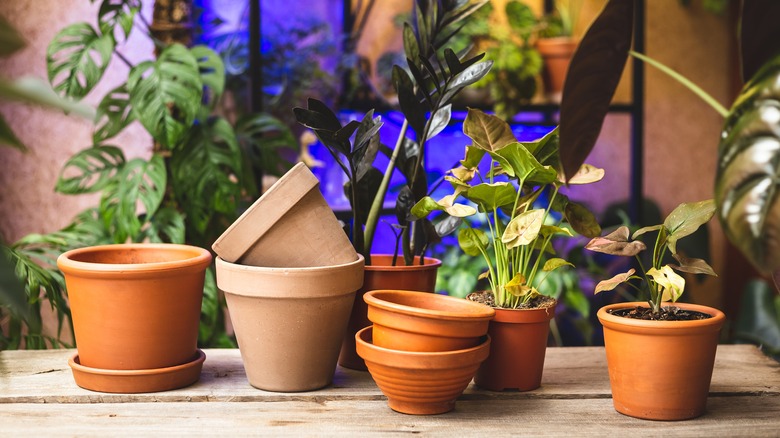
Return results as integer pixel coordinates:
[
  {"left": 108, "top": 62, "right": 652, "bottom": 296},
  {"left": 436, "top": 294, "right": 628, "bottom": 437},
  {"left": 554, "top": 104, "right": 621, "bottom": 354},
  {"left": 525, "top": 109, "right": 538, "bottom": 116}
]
[{"left": 68, "top": 349, "right": 206, "bottom": 393}]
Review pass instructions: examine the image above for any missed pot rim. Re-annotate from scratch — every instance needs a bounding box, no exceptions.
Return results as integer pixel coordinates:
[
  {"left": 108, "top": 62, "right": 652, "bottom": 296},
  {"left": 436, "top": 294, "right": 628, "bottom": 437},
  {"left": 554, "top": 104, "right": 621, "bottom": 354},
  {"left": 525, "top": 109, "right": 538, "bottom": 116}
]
[
  {"left": 355, "top": 326, "right": 490, "bottom": 367},
  {"left": 365, "top": 290, "right": 494, "bottom": 321},
  {"left": 57, "top": 243, "right": 212, "bottom": 276},
  {"left": 597, "top": 301, "right": 726, "bottom": 332},
  {"left": 216, "top": 253, "right": 364, "bottom": 274},
  {"left": 365, "top": 254, "right": 442, "bottom": 271}
]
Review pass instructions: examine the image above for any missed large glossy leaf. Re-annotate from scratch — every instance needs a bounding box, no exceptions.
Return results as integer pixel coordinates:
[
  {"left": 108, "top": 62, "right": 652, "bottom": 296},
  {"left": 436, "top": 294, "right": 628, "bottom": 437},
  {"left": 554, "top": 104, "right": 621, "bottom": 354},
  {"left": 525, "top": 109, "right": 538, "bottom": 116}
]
[
  {"left": 93, "top": 84, "right": 133, "bottom": 144},
  {"left": 490, "top": 142, "right": 558, "bottom": 183},
  {"left": 458, "top": 227, "right": 489, "bottom": 257},
  {"left": 463, "top": 108, "right": 516, "bottom": 152},
  {"left": 127, "top": 44, "right": 202, "bottom": 148},
  {"left": 502, "top": 209, "right": 544, "bottom": 249},
  {"left": 47, "top": 22, "right": 114, "bottom": 100},
  {"left": 97, "top": 0, "right": 139, "bottom": 40},
  {"left": 739, "top": 0, "right": 780, "bottom": 83},
  {"left": 293, "top": 98, "right": 342, "bottom": 132},
  {"left": 716, "top": 55, "right": 780, "bottom": 273},
  {"left": 393, "top": 65, "right": 427, "bottom": 136},
  {"left": 140, "top": 206, "right": 185, "bottom": 244},
  {"left": 55, "top": 145, "right": 125, "bottom": 194},
  {"left": 99, "top": 155, "right": 166, "bottom": 242},
  {"left": 463, "top": 182, "right": 516, "bottom": 211},
  {"left": 428, "top": 104, "right": 452, "bottom": 140},
  {"left": 559, "top": 0, "right": 633, "bottom": 180},
  {"left": 191, "top": 45, "right": 225, "bottom": 101},
  {"left": 663, "top": 199, "right": 715, "bottom": 254},
  {"left": 441, "top": 60, "right": 493, "bottom": 104},
  {"left": 564, "top": 201, "right": 602, "bottom": 238}
]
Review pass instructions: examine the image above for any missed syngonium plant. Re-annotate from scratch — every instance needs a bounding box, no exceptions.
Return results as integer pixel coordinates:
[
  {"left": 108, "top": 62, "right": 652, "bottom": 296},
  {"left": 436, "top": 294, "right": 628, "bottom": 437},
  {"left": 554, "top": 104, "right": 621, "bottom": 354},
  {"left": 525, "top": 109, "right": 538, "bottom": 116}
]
[
  {"left": 294, "top": 0, "right": 493, "bottom": 266},
  {"left": 585, "top": 200, "right": 718, "bottom": 315},
  {"left": 413, "top": 109, "right": 603, "bottom": 309}
]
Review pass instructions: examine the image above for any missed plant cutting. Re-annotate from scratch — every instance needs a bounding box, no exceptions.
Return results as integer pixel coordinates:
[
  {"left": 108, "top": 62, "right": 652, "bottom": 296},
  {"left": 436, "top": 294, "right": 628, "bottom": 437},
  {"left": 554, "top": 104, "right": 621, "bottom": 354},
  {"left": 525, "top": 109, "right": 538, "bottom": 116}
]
[
  {"left": 586, "top": 199, "right": 725, "bottom": 420},
  {"left": 413, "top": 108, "right": 603, "bottom": 390},
  {"left": 294, "top": 0, "right": 493, "bottom": 369}
]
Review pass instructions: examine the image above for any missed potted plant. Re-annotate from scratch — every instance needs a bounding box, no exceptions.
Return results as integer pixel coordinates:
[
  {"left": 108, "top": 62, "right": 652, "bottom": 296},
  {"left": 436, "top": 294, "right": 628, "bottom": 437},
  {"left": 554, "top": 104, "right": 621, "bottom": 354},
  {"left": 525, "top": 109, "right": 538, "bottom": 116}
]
[
  {"left": 536, "top": 0, "right": 581, "bottom": 102},
  {"left": 585, "top": 199, "right": 724, "bottom": 420},
  {"left": 294, "top": 0, "right": 493, "bottom": 370},
  {"left": 413, "top": 108, "right": 603, "bottom": 391}
]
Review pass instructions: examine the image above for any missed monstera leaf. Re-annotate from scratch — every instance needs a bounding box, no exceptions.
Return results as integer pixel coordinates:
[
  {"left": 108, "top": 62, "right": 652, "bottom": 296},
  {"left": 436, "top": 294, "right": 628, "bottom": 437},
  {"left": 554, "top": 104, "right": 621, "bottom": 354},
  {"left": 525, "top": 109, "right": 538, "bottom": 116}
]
[
  {"left": 716, "top": 54, "right": 780, "bottom": 274},
  {"left": 47, "top": 22, "right": 114, "bottom": 100}
]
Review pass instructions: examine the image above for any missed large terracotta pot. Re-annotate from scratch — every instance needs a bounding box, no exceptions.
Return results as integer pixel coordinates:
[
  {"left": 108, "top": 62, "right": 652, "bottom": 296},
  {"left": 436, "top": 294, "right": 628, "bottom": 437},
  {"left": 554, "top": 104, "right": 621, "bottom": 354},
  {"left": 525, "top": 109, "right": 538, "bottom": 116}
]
[
  {"left": 339, "top": 255, "right": 442, "bottom": 370},
  {"left": 474, "top": 304, "right": 555, "bottom": 391},
  {"left": 364, "top": 289, "right": 494, "bottom": 352},
  {"left": 356, "top": 326, "right": 490, "bottom": 415},
  {"left": 598, "top": 302, "right": 725, "bottom": 420},
  {"left": 215, "top": 255, "right": 364, "bottom": 392},
  {"left": 536, "top": 36, "right": 578, "bottom": 102},
  {"left": 212, "top": 162, "right": 357, "bottom": 267},
  {"left": 57, "top": 243, "right": 211, "bottom": 372}
]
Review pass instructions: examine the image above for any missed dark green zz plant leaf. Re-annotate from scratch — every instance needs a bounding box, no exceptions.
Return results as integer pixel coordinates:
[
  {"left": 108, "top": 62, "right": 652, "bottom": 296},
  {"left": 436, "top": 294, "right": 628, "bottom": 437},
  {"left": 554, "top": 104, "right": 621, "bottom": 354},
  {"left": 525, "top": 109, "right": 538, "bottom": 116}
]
[{"left": 716, "top": 54, "right": 780, "bottom": 273}]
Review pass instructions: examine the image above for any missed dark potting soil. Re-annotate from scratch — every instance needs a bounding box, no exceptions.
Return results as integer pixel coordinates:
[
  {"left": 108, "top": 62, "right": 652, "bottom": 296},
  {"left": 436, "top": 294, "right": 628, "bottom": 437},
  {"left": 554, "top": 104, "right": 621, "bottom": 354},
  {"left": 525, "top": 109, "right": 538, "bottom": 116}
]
[
  {"left": 609, "top": 306, "right": 713, "bottom": 321},
  {"left": 466, "top": 290, "right": 556, "bottom": 310}
]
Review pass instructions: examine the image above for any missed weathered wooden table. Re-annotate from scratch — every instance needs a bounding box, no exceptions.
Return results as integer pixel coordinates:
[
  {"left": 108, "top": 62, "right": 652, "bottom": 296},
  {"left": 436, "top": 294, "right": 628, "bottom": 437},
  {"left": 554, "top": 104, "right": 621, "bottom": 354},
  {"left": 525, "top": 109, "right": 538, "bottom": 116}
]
[{"left": 1, "top": 345, "right": 778, "bottom": 436}]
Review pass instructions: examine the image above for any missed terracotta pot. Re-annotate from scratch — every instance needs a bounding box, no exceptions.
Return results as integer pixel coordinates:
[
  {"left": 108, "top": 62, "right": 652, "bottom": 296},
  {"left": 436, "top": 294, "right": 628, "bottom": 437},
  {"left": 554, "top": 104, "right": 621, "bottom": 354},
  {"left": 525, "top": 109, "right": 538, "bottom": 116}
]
[
  {"left": 57, "top": 243, "right": 211, "bottom": 372},
  {"left": 474, "top": 304, "right": 555, "bottom": 391},
  {"left": 598, "top": 302, "right": 726, "bottom": 420},
  {"left": 536, "top": 37, "right": 578, "bottom": 103},
  {"left": 356, "top": 326, "right": 490, "bottom": 415},
  {"left": 216, "top": 255, "right": 364, "bottom": 392},
  {"left": 365, "top": 290, "right": 494, "bottom": 352},
  {"left": 212, "top": 162, "right": 357, "bottom": 268},
  {"left": 339, "top": 255, "right": 442, "bottom": 370}
]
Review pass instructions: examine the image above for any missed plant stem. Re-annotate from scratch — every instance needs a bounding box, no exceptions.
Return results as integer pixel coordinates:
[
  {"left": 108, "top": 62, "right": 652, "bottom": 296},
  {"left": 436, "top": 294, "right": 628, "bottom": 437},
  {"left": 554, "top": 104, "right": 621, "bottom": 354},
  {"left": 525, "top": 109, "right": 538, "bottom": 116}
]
[
  {"left": 114, "top": 50, "right": 134, "bottom": 68},
  {"left": 629, "top": 50, "right": 728, "bottom": 118}
]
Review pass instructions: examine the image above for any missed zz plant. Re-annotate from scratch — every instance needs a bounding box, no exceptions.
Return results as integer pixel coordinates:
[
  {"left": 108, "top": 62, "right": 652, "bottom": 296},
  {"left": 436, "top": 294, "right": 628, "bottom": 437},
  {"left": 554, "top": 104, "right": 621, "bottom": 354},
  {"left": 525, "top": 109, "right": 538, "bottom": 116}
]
[
  {"left": 414, "top": 109, "right": 603, "bottom": 308},
  {"left": 294, "top": 0, "right": 492, "bottom": 266},
  {"left": 5, "top": 0, "right": 295, "bottom": 348},
  {"left": 586, "top": 200, "right": 717, "bottom": 315}
]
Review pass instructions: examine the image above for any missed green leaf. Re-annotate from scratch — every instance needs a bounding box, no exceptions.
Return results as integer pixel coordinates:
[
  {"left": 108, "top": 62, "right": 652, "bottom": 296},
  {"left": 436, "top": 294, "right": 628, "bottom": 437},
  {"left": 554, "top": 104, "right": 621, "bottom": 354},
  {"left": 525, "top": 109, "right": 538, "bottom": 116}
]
[
  {"left": 98, "top": 0, "right": 139, "bottom": 40},
  {"left": 664, "top": 199, "right": 715, "bottom": 254},
  {"left": 734, "top": 279, "right": 780, "bottom": 355},
  {"left": 191, "top": 45, "right": 225, "bottom": 101},
  {"left": 670, "top": 253, "right": 717, "bottom": 277},
  {"left": 0, "top": 114, "right": 25, "bottom": 151},
  {"left": 235, "top": 112, "right": 296, "bottom": 178},
  {"left": 632, "top": 224, "right": 663, "bottom": 240},
  {"left": 458, "top": 227, "right": 489, "bottom": 257},
  {"left": 586, "top": 226, "right": 646, "bottom": 256},
  {"left": 141, "top": 206, "right": 185, "bottom": 244},
  {"left": 460, "top": 145, "right": 486, "bottom": 169},
  {"left": 594, "top": 269, "right": 636, "bottom": 294},
  {"left": 441, "top": 60, "right": 493, "bottom": 104},
  {"left": 411, "top": 196, "right": 443, "bottom": 219},
  {"left": 428, "top": 104, "right": 452, "bottom": 140},
  {"left": 563, "top": 288, "right": 590, "bottom": 318},
  {"left": 93, "top": 84, "right": 133, "bottom": 143},
  {"left": 47, "top": 22, "right": 114, "bottom": 100},
  {"left": 293, "top": 98, "right": 342, "bottom": 132},
  {"left": 541, "top": 225, "right": 573, "bottom": 238},
  {"left": 490, "top": 141, "right": 557, "bottom": 183},
  {"left": 543, "top": 258, "right": 574, "bottom": 272},
  {"left": 0, "top": 76, "right": 94, "bottom": 119},
  {"left": 566, "top": 163, "right": 605, "bottom": 185},
  {"left": 0, "top": 14, "right": 26, "bottom": 56},
  {"left": 393, "top": 65, "right": 427, "bottom": 136},
  {"left": 55, "top": 145, "right": 125, "bottom": 194},
  {"left": 402, "top": 22, "right": 420, "bottom": 69},
  {"left": 505, "top": 273, "right": 533, "bottom": 297},
  {"left": 127, "top": 43, "right": 202, "bottom": 148},
  {"left": 564, "top": 201, "right": 601, "bottom": 238},
  {"left": 463, "top": 108, "right": 516, "bottom": 152},
  {"left": 100, "top": 155, "right": 166, "bottom": 242},
  {"left": 648, "top": 265, "right": 685, "bottom": 302},
  {"left": 0, "top": 246, "right": 38, "bottom": 330},
  {"left": 463, "top": 182, "right": 516, "bottom": 211},
  {"left": 502, "top": 209, "right": 544, "bottom": 249}
]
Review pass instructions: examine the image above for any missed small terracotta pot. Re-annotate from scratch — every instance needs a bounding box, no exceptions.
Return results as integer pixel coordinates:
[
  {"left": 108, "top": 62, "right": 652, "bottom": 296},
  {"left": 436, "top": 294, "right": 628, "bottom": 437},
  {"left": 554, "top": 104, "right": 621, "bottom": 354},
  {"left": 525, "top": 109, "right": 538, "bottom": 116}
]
[
  {"left": 598, "top": 302, "right": 725, "bottom": 420},
  {"left": 339, "top": 255, "right": 442, "bottom": 370},
  {"left": 536, "top": 37, "right": 578, "bottom": 102},
  {"left": 216, "top": 255, "right": 364, "bottom": 392},
  {"left": 212, "top": 162, "right": 357, "bottom": 267},
  {"left": 474, "top": 304, "right": 555, "bottom": 391},
  {"left": 365, "top": 290, "right": 494, "bottom": 352},
  {"left": 356, "top": 326, "right": 490, "bottom": 415},
  {"left": 57, "top": 243, "right": 211, "bottom": 371}
]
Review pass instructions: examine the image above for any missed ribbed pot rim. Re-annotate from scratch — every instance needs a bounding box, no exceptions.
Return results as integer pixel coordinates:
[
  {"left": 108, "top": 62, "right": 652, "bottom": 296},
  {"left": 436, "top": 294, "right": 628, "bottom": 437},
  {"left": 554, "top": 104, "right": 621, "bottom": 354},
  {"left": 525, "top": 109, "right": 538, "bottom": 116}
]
[
  {"left": 597, "top": 302, "right": 726, "bottom": 333},
  {"left": 365, "top": 254, "right": 442, "bottom": 271},
  {"left": 365, "top": 290, "right": 494, "bottom": 321},
  {"left": 57, "top": 243, "right": 212, "bottom": 276}
]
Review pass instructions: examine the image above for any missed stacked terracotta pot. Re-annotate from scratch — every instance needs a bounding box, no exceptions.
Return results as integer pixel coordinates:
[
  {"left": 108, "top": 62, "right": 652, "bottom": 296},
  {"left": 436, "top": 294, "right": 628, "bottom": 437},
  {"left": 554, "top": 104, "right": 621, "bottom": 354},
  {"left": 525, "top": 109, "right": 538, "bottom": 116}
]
[
  {"left": 356, "top": 290, "right": 495, "bottom": 415},
  {"left": 212, "top": 163, "right": 364, "bottom": 392}
]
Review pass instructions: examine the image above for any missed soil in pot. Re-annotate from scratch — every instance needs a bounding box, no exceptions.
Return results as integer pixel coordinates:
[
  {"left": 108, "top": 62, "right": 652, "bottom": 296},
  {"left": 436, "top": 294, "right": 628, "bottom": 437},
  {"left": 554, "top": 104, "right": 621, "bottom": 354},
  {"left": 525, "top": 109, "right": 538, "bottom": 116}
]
[{"left": 469, "top": 291, "right": 556, "bottom": 392}]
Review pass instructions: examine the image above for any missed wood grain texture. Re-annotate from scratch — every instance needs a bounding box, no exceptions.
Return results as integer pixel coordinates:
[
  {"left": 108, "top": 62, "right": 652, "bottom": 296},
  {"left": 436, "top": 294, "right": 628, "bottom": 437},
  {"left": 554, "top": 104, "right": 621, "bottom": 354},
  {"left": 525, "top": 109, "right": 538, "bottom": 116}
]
[{"left": 0, "top": 345, "right": 778, "bottom": 435}]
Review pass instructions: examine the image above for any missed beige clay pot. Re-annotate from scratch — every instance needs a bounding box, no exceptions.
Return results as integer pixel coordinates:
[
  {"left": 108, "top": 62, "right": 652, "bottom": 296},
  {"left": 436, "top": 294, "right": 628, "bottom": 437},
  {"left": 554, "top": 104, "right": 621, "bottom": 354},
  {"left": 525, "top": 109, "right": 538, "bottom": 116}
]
[
  {"left": 212, "top": 162, "right": 357, "bottom": 267},
  {"left": 215, "top": 255, "right": 364, "bottom": 392}
]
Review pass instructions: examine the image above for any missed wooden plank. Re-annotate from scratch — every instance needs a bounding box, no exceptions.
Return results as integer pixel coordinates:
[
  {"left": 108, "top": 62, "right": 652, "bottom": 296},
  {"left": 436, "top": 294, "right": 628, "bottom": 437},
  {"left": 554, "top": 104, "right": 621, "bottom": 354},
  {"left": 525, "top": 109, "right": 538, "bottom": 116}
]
[
  {"left": 0, "top": 397, "right": 779, "bottom": 436},
  {"left": 1, "top": 345, "right": 777, "bottom": 404}
]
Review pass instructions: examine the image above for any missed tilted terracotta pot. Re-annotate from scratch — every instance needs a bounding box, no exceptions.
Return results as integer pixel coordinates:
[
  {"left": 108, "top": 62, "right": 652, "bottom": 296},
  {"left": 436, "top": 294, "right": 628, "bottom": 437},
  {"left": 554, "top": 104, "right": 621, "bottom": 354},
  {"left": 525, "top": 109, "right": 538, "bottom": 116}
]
[
  {"left": 216, "top": 255, "right": 364, "bottom": 392},
  {"left": 212, "top": 162, "right": 357, "bottom": 268},
  {"left": 339, "top": 255, "right": 441, "bottom": 370},
  {"left": 536, "top": 36, "right": 578, "bottom": 102},
  {"left": 364, "top": 289, "right": 494, "bottom": 352},
  {"left": 57, "top": 243, "right": 211, "bottom": 372},
  {"left": 598, "top": 302, "right": 725, "bottom": 420},
  {"left": 356, "top": 326, "right": 490, "bottom": 415},
  {"left": 474, "top": 304, "right": 555, "bottom": 391}
]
